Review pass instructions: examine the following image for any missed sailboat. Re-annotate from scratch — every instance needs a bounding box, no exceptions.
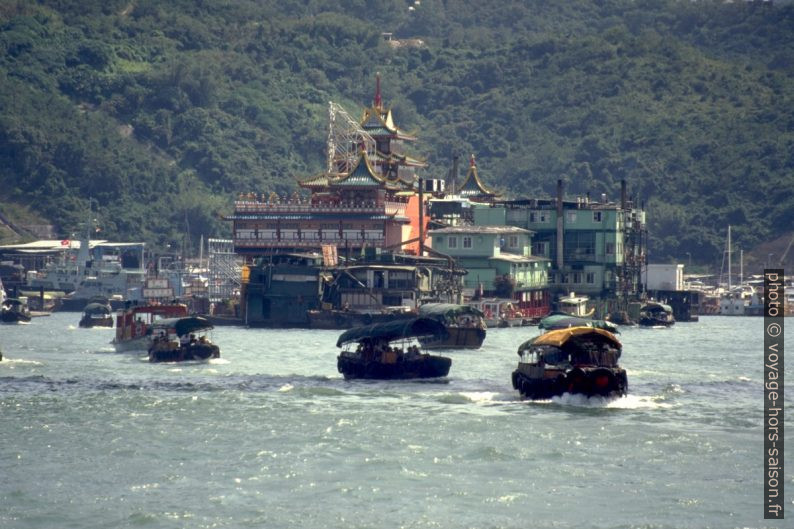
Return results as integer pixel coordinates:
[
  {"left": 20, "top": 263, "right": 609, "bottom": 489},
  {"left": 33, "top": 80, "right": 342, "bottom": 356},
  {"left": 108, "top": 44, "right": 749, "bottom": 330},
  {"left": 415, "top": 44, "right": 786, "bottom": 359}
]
[{"left": 718, "top": 225, "right": 754, "bottom": 315}]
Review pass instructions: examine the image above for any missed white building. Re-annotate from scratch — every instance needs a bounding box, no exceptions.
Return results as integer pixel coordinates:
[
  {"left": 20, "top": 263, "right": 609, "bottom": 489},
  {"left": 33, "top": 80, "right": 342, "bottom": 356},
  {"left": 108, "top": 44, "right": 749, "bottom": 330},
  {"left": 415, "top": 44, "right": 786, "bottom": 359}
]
[{"left": 645, "top": 263, "right": 685, "bottom": 291}]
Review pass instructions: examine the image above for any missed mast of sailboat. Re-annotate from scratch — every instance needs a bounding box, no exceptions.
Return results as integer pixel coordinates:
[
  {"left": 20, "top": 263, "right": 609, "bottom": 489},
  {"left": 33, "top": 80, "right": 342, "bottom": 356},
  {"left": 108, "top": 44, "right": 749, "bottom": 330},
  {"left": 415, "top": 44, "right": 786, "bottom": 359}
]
[
  {"left": 740, "top": 248, "right": 743, "bottom": 288},
  {"left": 727, "top": 225, "right": 732, "bottom": 292}
]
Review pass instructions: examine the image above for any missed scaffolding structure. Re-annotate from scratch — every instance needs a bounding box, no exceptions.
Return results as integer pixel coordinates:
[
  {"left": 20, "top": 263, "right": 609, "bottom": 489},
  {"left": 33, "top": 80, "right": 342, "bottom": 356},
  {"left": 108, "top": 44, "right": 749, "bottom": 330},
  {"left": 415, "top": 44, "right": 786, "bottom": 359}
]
[
  {"left": 327, "top": 101, "right": 376, "bottom": 175},
  {"left": 618, "top": 208, "right": 647, "bottom": 298},
  {"left": 207, "top": 238, "right": 242, "bottom": 302}
]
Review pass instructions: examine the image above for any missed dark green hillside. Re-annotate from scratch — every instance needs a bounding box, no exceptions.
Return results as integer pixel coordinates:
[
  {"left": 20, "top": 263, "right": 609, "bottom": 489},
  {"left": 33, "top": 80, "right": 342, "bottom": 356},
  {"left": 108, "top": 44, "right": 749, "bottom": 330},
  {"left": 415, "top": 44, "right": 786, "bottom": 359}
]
[{"left": 0, "top": 0, "right": 792, "bottom": 267}]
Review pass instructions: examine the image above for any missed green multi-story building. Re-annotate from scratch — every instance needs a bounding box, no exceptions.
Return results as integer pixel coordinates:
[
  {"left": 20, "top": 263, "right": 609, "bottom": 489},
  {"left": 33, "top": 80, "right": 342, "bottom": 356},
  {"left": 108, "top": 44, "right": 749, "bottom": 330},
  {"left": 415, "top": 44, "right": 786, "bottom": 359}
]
[
  {"left": 471, "top": 180, "right": 646, "bottom": 301},
  {"left": 427, "top": 225, "right": 551, "bottom": 318}
]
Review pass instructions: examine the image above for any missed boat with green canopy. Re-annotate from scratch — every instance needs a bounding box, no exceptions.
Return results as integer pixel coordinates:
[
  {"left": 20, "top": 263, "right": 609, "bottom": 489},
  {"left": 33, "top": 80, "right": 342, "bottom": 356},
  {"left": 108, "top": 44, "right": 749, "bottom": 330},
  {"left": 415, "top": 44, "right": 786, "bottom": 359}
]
[
  {"left": 336, "top": 317, "right": 452, "bottom": 380},
  {"left": 78, "top": 300, "right": 113, "bottom": 328},
  {"left": 511, "top": 326, "right": 627, "bottom": 400},
  {"left": 417, "top": 303, "right": 486, "bottom": 349},
  {"left": 147, "top": 316, "right": 220, "bottom": 363},
  {"left": 639, "top": 301, "right": 675, "bottom": 327},
  {"left": 538, "top": 313, "right": 619, "bottom": 334}
]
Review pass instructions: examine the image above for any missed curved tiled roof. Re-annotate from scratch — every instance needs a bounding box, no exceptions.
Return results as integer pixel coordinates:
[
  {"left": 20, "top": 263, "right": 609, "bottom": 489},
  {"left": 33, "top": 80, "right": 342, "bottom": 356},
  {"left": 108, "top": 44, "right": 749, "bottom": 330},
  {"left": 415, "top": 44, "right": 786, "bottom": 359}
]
[{"left": 458, "top": 155, "right": 500, "bottom": 198}]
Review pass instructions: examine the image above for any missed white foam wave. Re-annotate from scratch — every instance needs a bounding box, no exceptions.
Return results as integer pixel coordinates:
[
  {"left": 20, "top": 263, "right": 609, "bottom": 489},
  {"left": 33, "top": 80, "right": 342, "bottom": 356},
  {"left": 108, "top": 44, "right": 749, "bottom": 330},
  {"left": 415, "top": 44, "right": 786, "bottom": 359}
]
[
  {"left": 543, "top": 392, "right": 673, "bottom": 409},
  {"left": 208, "top": 358, "right": 229, "bottom": 365},
  {"left": 278, "top": 383, "right": 294, "bottom": 392},
  {"left": 0, "top": 358, "right": 43, "bottom": 366}
]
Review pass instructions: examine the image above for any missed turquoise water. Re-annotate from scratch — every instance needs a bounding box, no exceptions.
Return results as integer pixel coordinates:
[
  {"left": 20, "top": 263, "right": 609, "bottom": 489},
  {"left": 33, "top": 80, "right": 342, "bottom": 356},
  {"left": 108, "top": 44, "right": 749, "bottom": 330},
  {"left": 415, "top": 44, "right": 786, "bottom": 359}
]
[{"left": 0, "top": 314, "right": 790, "bottom": 528}]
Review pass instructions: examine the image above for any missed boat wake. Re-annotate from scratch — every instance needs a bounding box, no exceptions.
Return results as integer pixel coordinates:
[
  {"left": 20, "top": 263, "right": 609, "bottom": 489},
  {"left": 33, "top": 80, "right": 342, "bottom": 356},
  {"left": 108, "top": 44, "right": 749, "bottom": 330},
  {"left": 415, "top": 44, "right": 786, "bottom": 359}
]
[
  {"left": 543, "top": 392, "right": 674, "bottom": 409},
  {"left": 0, "top": 358, "right": 43, "bottom": 366}
]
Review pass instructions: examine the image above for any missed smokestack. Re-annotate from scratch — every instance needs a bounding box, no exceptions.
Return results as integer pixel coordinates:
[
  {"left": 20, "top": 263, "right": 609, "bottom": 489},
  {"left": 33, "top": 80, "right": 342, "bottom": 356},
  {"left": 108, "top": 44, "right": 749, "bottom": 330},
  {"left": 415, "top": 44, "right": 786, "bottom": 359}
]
[
  {"left": 621, "top": 179, "right": 627, "bottom": 210},
  {"left": 451, "top": 155, "right": 459, "bottom": 195},
  {"left": 556, "top": 179, "right": 564, "bottom": 270}
]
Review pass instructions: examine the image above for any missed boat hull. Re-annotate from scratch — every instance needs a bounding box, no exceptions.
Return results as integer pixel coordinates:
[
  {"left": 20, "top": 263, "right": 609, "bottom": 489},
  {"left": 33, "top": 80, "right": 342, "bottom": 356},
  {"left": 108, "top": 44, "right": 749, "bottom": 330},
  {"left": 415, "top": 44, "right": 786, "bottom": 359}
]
[
  {"left": 337, "top": 353, "right": 451, "bottom": 380},
  {"left": 0, "top": 310, "right": 31, "bottom": 324},
  {"left": 112, "top": 336, "right": 151, "bottom": 352},
  {"left": 512, "top": 366, "right": 628, "bottom": 400},
  {"left": 79, "top": 316, "right": 113, "bottom": 328},
  {"left": 420, "top": 327, "right": 485, "bottom": 349},
  {"left": 309, "top": 310, "right": 415, "bottom": 330},
  {"left": 148, "top": 343, "right": 220, "bottom": 363}
]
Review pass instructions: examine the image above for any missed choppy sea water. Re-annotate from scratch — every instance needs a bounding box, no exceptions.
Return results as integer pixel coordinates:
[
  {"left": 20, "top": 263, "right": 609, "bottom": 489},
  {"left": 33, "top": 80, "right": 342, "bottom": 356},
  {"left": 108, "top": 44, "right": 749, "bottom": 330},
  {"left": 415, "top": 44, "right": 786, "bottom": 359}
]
[{"left": 0, "top": 314, "right": 790, "bottom": 529}]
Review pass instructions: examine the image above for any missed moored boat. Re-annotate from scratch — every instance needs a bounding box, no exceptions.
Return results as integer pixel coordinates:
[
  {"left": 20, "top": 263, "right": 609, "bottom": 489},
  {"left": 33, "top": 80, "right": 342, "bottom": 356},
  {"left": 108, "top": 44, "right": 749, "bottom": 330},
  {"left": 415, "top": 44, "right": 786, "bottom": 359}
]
[
  {"left": 555, "top": 292, "right": 594, "bottom": 318},
  {"left": 0, "top": 298, "right": 32, "bottom": 324},
  {"left": 147, "top": 316, "right": 220, "bottom": 363},
  {"left": 78, "top": 299, "right": 113, "bottom": 328},
  {"left": 112, "top": 302, "right": 189, "bottom": 352},
  {"left": 336, "top": 317, "right": 452, "bottom": 380},
  {"left": 417, "top": 303, "right": 486, "bottom": 349},
  {"left": 511, "top": 326, "right": 627, "bottom": 400},
  {"left": 467, "top": 298, "right": 525, "bottom": 327}
]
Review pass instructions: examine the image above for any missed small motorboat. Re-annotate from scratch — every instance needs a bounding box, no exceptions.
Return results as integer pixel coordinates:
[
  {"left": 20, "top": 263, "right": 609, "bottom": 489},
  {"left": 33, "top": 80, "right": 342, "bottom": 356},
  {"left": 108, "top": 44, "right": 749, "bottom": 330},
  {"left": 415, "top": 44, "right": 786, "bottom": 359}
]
[
  {"left": 336, "top": 317, "right": 452, "bottom": 380},
  {"left": 78, "top": 300, "right": 114, "bottom": 328},
  {"left": 639, "top": 301, "right": 675, "bottom": 327},
  {"left": 148, "top": 316, "right": 220, "bottom": 363},
  {"left": 538, "top": 313, "right": 619, "bottom": 333},
  {"left": 112, "top": 302, "right": 189, "bottom": 352},
  {"left": 512, "top": 326, "right": 627, "bottom": 400},
  {"left": 0, "top": 298, "right": 32, "bottom": 324}
]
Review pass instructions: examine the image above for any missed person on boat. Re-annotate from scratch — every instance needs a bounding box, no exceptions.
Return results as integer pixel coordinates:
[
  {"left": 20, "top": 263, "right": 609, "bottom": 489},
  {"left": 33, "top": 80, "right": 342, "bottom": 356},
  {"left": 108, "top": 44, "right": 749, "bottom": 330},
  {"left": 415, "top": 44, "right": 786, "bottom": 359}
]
[
  {"left": 189, "top": 334, "right": 197, "bottom": 345},
  {"left": 179, "top": 333, "right": 190, "bottom": 347}
]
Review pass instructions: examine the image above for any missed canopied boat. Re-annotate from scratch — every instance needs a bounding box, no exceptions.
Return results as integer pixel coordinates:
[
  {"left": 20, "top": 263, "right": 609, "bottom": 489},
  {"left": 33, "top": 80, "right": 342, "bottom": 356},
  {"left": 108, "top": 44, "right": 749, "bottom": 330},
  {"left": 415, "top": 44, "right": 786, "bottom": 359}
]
[
  {"left": 336, "top": 317, "right": 452, "bottom": 380},
  {"left": 555, "top": 292, "right": 594, "bottom": 318},
  {"left": 417, "top": 303, "right": 486, "bottom": 349},
  {"left": 147, "top": 316, "right": 220, "bottom": 363},
  {"left": 538, "top": 313, "right": 619, "bottom": 334},
  {"left": 112, "top": 303, "right": 189, "bottom": 351},
  {"left": 78, "top": 300, "right": 113, "bottom": 328},
  {"left": 466, "top": 298, "right": 525, "bottom": 327},
  {"left": 512, "top": 327, "right": 627, "bottom": 400},
  {"left": 638, "top": 301, "right": 675, "bottom": 327},
  {"left": 0, "top": 298, "right": 32, "bottom": 324}
]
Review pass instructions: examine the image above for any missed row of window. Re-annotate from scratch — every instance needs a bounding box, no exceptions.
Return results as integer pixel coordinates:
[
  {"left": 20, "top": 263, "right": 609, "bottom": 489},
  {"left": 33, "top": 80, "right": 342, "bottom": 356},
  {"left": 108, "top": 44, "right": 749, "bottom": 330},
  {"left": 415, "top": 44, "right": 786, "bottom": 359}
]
[
  {"left": 444, "top": 235, "right": 521, "bottom": 250},
  {"left": 553, "top": 272, "right": 597, "bottom": 285},
  {"left": 526, "top": 211, "right": 604, "bottom": 224}
]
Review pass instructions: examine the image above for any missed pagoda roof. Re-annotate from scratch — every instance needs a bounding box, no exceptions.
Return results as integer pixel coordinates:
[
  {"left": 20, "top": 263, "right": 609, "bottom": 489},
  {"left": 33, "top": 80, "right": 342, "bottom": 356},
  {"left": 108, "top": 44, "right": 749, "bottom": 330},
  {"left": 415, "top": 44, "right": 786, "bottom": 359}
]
[
  {"left": 458, "top": 155, "right": 501, "bottom": 198},
  {"left": 332, "top": 150, "right": 403, "bottom": 190},
  {"left": 298, "top": 173, "right": 333, "bottom": 189},
  {"left": 360, "top": 106, "right": 417, "bottom": 141},
  {"left": 373, "top": 150, "right": 428, "bottom": 168}
]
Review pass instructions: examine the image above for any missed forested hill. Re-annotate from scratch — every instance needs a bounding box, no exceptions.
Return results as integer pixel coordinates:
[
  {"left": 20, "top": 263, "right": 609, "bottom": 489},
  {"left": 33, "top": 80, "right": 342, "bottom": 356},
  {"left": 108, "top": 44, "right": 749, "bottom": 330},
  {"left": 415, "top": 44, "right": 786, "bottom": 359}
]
[{"left": 1, "top": 0, "right": 792, "bottom": 266}]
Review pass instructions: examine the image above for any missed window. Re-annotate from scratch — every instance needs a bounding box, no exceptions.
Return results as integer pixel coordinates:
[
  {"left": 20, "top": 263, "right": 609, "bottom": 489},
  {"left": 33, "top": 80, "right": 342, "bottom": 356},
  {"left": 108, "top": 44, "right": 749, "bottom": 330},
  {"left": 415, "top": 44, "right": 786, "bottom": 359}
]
[
  {"left": 529, "top": 212, "right": 537, "bottom": 223},
  {"left": 539, "top": 212, "right": 548, "bottom": 223},
  {"left": 462, "top": 236, "right": 472, "bottom": 249},
  {"left": 532, "top": 242, "right": 547, "bottom": 256},
  {"left": 448, "top": 236, "right": 458, "bottom": 249},
  {"left": 593, "top": 211, "right": 602, "bottom": 222},
  {"left": 606, "top": 242, "right": 615, "bottom": 255},
  {"left": 586, "top": 272, "right": 595, "bottom": 284},
  {"left": 566, "top": 211, "right": 577, "bottom": 223},
  {"left": 573, "top": 272, "right": 582, "bottom": 284},
  {"left": 508, "top": 235, "right": 519, "bottom": 249}
]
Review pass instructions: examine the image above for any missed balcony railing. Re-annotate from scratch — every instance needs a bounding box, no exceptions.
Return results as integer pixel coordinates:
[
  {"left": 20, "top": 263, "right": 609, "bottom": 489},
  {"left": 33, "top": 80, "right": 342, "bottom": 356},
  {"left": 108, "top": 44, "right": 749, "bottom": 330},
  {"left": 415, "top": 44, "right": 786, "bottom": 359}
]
[
  {"left": 234, "top": 237, "right": 385, "bottom": 248},
  {"left": 234, "top": 200, "right": 408, "bottom": 216}
]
